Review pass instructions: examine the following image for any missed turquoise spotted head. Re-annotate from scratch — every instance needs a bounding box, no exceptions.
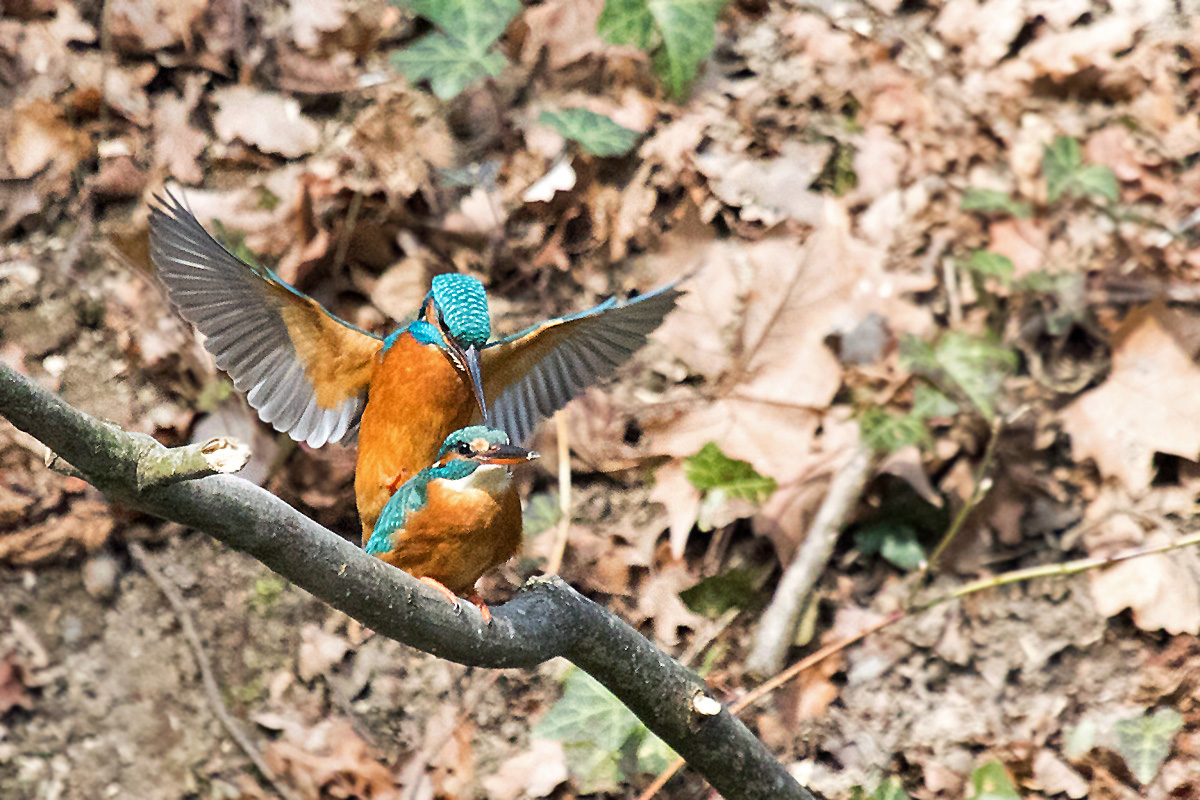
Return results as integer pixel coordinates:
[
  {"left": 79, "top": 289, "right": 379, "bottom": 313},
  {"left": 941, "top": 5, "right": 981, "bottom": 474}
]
[
  {"left": 431, "top": 426, "right": 536, "bottom": 480},
  {"left": 422, "top": 274, "right": 491, "bottom": 419}
]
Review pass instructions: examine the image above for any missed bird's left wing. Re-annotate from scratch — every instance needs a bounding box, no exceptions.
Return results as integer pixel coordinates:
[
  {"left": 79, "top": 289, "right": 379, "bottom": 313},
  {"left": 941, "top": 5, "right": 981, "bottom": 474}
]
[
  {"left": 480, "top": 283, "right": 683, "bottom": 444},
  {"left": 150, "top": 191, "right": 383, "bottom": 448}
]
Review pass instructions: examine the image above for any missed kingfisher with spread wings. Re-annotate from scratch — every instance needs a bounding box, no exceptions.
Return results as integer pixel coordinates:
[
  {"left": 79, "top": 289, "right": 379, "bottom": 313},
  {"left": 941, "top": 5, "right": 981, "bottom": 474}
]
[{"left": 149, "top": 191, "right": 681, "bottom": 540}]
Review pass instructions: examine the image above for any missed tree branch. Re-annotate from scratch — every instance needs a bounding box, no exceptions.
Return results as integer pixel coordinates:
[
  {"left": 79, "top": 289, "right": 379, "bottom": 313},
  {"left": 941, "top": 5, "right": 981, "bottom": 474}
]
[{"left": 0, "top": 364, "right": 812, "bottom": 800}]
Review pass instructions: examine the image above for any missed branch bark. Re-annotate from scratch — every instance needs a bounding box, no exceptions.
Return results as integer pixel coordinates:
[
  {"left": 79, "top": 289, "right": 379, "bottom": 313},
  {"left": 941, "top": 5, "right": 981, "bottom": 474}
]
[{"left": 0, "top": 364, "right": 813, "bottom": 800}]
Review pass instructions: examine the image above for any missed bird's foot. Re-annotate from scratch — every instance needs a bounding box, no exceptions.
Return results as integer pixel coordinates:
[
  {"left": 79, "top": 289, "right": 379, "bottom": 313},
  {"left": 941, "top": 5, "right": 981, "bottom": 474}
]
[
  {"left": 466, "top": 592, "right": 492, "bottom": 625},
  {"left": 419, "top": 577, "right": 461, "bottom": 610}
]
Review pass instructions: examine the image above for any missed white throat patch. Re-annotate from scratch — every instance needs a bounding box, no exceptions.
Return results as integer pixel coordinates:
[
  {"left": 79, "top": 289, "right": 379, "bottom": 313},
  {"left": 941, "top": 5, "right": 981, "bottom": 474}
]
[{"left": 441, "top": 463, "right": 512, "bottom": 495}]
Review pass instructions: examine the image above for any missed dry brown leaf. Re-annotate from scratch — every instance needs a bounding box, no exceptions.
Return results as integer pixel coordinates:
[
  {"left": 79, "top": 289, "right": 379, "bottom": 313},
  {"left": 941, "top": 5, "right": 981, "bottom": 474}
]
[
  {"left": 264, "top": 718, "right": 398, "bottom": 800},
  {"left": 348, "top": 92, "right": 453, "bottom": 200},
  {"left": 1021, "top": 18, "right": 1137, "bottom": 81},
  {"left": 0, "top": 654, "right": 32, "bottom": 714},
  {"left": 0, "top": 500, "right": 116, "bottom": 564},
  {"left": 6, "top": 98, "right": 91, "bottom": 179},
  {"left": 153, "top": 76, "right": 207, "bottom": 184},
  {"left": 648, "top": 461, "right": 701, "bottom": 560},
  {"left": 987, "top": 218, "right": 1047, "bottom": 280},
  {"left": 521, "top": 0, "right": 606, "bottom": 69},
  {"left": 695, "top": 140, "right": 829, "bottom": 227},
  {"left": 633, "top": 562, "right": 705, "bottom": 647},
  {"left": 482, "top": 739, "right": 568, "bottom": 800},
  {"left": 298, "top": 624, "right": 351, "bottom": 682},
  {"left": 104, "top": 0, "right": 207, "bottom": 52},
  {"left": 212, "top": 87, "right": 321, "bottom": 159},
  {"left": 291, "top": 0, "right": 347, "bottom": 52},
  {"left": 1088, "top": 534, "right": 1200, "bottom": 635},
  {"left": 1061, "top": 308, "right": 1200, "bottom": 491}
]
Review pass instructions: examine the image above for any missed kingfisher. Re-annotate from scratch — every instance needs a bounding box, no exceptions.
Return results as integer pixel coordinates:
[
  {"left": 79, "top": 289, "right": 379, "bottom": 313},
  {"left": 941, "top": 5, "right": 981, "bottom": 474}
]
[
  {"left": 364, "top": 426, "right": 536, "bottom": 621},
  {"left": 149, "top": 191, "right": 681, "bottom": 540}
]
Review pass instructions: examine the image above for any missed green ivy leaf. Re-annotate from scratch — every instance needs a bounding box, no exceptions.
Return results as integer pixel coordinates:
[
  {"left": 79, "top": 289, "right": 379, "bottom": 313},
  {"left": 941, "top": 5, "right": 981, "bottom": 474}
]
[
  {"left": 1073, "top": 164, "right": 1120, "bottom": 201},
  {"left": 961, "top": 188, "right": 1032, "bottom": 218},
  {"left": 647, "top": 0, "right": 727, "bottom": 97},
  {"left": 1114, "top": 707, "right": 1183, "bottom": 784},
  {"left": 402, "top": 0, "right": 520, "bottom": 50},
  {"left": 934, "top": 333, "right": 1016, "bottom": 419},
  {"left": 522, "top": 491, "right": 562, "bottom": 538},
  {"left": 634, "top": 730, "right": 678, "bottom": 775},
  {"left": 534, "top": 668, "right": 640, "bottom": 751},
  {"left": 598, "top": 0, "right": 656, "bottom": 49},
  {"left": 535, "top": 668, "right": 674, "bottom": 792},
  {"left": 860, "top": 407, "right": 932, "bottom": 453},
  {"left": 967, "top": 761, "right": 1019, "bottom": 800},
  {"left": 539, "top": 108, "right": 641, "bottom": 157},
  {"left": 390, "top": 0, "right": 520, "bottom": 99},
  {"left": 966, "top": 251, "right": 1015, "bottom": 285},
  {"left": 679, "top": 567, "right": 761, "bottom": 617},
  {"left": 871, "top": 778, "right": 911, "bottom": 800},
  {"left": 1042, "top": 135, "right": 1083, "bottom": 203},
  {"left": 911, "top": 383, "right": 958, "bottom": 419},
  {"left": 684, "top": 442, "right": 777, "bottom": 503},
  {"left": 1041, "top": 135, "right": 1119, "bottom": 203},
  {"left": 854, "top": 521, "right": 925, "bottom": 570}
]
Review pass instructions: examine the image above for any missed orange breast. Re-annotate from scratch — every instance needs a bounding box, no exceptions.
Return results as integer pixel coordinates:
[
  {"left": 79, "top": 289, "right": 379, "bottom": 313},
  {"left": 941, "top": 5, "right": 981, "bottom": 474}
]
[
  {"left": 355, "top": 335, "right": 478, "bottom": 541},
  {"left": 375, "top": 481, "right": 522, "bottom": 595}
]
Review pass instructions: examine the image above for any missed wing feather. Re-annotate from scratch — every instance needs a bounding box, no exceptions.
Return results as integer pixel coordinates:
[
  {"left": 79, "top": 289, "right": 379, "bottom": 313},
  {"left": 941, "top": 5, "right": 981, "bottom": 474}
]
[
  {"left": 480, "top": 282, "right": 683, "bottom": 444},
  {"left": 150, "top": 190, "right": 383, "bottom": 448}
]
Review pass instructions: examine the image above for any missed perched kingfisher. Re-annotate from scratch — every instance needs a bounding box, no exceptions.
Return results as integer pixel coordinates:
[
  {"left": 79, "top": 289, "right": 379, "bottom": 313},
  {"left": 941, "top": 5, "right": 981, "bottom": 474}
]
[
  {"left": 149, "top": 191, "right": 681, "bottom": 540},
  {"left": 365, "top": 426, "right": 537, "bottom": 621}
]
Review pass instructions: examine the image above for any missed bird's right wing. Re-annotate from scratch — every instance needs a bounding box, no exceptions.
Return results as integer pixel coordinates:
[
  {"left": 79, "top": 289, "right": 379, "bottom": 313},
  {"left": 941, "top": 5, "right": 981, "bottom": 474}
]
[{"left": 150, "top": 190, "right": 383, "bottom": 447}]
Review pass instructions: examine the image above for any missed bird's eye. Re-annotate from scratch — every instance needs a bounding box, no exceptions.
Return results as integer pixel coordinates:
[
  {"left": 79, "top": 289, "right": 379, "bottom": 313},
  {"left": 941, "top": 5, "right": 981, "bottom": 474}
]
[{"left": 456, "top": 441, "right": 474, "bottom": 456}]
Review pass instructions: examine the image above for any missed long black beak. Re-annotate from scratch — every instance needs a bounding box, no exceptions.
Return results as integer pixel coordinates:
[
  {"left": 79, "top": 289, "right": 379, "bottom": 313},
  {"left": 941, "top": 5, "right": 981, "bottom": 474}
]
[
  {"left": 463, "top": 344, "right": 488, "bottom": 422},
  {"left": 479, "top": 442, "right": 538, "bottom": 465}
]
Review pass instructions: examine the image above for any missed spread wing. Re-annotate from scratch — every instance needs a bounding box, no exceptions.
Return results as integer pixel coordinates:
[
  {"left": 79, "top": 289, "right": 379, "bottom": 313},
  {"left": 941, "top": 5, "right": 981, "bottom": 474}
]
[
  {"left": 150, "top": 190, "right": 383, "bottom": 448},
  {"left": 480, "top": 283, "right": 683, "bottom": 444}
]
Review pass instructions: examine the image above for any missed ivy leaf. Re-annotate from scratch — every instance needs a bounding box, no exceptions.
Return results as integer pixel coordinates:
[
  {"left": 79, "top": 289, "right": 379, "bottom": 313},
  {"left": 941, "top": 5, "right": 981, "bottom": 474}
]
[
  {"left": 1042, "top": 135, "right": 1120, "bottom": 203},
  {"left": 904, "top": 333, "right": 1016, "bottom": 420},
  {"left": 679, "top": 566, "right": 762, "bottom": 617},
  {"left": 391, "top": 31, "right": 507, "bottom": 99},
  {"left": 535, "top": 668, "right": 671, "bottom": 792},
  {"left": 539, "top": 108, "right": 641, "bottom": 157},
  {"left": 1073, "top": 164, "right": 1120, "bottom": 202},
  {"left": 684, "top": 442, "right": 777, "bottom": 503},
  {"left": 871, "top": 779, "right": 911, "bottom": 800},
  {"left": 911, "top": 383, "right": 958, "bottom": 419},
  {"left": 966, "top": 250, "right": 1015, "bottom": 285},
  {"left": 635, "top": 730, "right": 678, "bottom": 775},
  {"left": 647, "top": 0, "right": 727, "bottom": 97},
  {"left": 967, "top": 761, "right": 1020, "bottom": 800},
  {"left": 1114, "top": 707, "right": 1183, "bottom": 784},
  {"left": 534, "top": 668, "right": 640, "bottom": 751},
  {"left": 1042, "top": 135, "right": 1083, "bottom": 203},
  {"left": 390, "top": 0, "right": 520, "bottom": 99},
  {"left": 855, "top": 521, "right": 925, "bottom": 570},
  {"left": 522, "top": 491, "right": 561, "bottom": 538},
  {"left": 402, "top": 0, "right": 520, "bottom": 50},
  {"left": 961, "top": 188, "right": 1032, "bottom": 218},
  {"left": 860, "top": 407, "right": 932, "bottom": 453},
  {"left": 598, "top": 0, "right": 656, "bottom": 49}
]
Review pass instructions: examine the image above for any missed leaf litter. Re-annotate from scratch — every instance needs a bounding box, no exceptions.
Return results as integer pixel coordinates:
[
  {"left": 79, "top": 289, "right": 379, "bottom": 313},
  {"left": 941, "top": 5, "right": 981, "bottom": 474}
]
[{"left": 2, "top": 0, "right": 1200, "bottom": 796}]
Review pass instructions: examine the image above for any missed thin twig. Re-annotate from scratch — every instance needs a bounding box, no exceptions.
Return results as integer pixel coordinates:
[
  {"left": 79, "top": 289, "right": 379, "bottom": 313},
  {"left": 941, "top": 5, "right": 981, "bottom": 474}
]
[
  {"left": 127, "top": 542, "right": 302, "bottom": 800},
  {"left": 546, "top": 411, "right": 572, "bottom": 575},
  {"left": 332, "top": 189, "right": 364, "bottom": 276},
  {"left": 746, "top": 444, "right": 876, "bottom": 676},
  {"left": 926, "top": 413, "right": 1004, "bottom": 570}
]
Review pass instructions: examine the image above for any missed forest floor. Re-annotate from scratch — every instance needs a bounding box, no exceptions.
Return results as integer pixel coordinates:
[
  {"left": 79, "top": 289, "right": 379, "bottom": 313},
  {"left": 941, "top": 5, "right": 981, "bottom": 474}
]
[{"left": 3, "top": 0, "right": 1200, "bottom": 798}]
